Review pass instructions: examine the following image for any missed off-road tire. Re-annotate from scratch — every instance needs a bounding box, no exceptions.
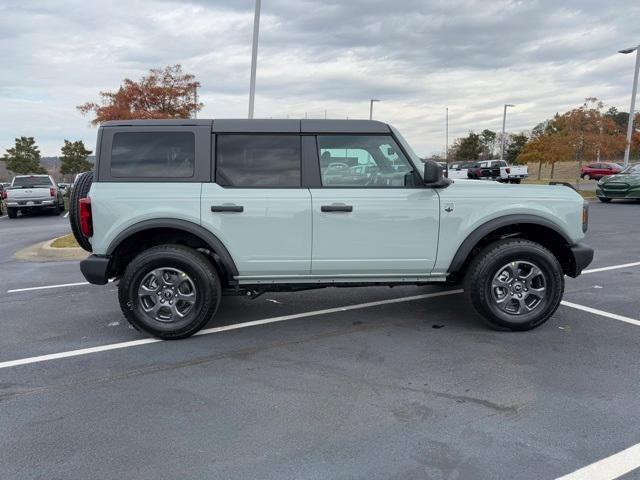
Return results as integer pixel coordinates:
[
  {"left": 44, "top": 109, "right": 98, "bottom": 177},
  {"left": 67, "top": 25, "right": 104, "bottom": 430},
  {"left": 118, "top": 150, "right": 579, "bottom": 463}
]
[
  {"left": 69, "top": 172, "right": 93, "bottom": 252},
  {"left": 118, "top": 245, "right": 222, "bottom": 340},
  {"left": 464, "top": 238, "right": 564, "bottom": 331}
]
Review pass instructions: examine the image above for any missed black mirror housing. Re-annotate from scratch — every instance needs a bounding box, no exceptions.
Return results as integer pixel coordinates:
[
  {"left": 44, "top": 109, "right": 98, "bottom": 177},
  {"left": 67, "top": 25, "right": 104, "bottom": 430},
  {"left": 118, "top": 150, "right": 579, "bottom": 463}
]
[{"left": 422, "top": 160, "right": 451, "bottom": 188}]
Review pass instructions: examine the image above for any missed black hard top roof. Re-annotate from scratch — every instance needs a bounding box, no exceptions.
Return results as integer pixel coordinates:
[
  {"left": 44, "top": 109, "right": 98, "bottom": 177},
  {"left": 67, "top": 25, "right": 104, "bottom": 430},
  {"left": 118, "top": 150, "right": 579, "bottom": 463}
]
[{"left": 100, "top": 119, "right": 391, "bottom": 134}]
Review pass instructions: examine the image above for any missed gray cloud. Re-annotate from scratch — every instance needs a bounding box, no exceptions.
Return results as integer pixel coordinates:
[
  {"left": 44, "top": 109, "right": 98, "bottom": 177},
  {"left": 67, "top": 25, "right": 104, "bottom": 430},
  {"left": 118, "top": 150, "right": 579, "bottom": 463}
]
[{"left": 0, "top": 0, "right": 638, "bottom": 158}]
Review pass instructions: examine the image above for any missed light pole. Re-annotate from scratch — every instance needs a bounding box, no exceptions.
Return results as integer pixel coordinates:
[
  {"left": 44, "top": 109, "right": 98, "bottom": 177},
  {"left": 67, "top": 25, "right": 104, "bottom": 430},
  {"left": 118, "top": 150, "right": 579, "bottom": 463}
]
[
  {"left": 619, "top": 45, "right": 640, "bottom": 167},
  {"left": 248, "top": 0, "right": 261, "bottom": 119},
  {"left": 369, "top": 99, "right": 379, "bottom": 120},
  {"left": 445, "top": 107, "right": 449, "bottom": 163},
  {"left": 500, "top": 104, "right": 515, "bottom": 161}
]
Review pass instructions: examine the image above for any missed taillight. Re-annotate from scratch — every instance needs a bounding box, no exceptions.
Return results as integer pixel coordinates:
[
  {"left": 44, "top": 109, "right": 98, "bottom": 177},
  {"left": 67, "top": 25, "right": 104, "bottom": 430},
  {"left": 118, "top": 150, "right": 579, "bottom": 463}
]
[
  {"left": 79, "top": 197, "right": 93, "bottom": 237},
  {"left": 1, "top": 190, "right": 6, "bottom": 200},
  {"left": 50, "top": 187, "right": 55, "bottom": 197}
]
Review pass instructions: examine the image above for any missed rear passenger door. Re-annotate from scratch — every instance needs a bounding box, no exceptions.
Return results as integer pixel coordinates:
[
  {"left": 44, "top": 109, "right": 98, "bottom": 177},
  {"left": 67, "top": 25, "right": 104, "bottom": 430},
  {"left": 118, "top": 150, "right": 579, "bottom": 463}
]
[
  {"left": 309, "top": 134, "right": 440, "bottom": 276},
  {"left": 200, "top": 133, "right": 312, "bottom": 277}
]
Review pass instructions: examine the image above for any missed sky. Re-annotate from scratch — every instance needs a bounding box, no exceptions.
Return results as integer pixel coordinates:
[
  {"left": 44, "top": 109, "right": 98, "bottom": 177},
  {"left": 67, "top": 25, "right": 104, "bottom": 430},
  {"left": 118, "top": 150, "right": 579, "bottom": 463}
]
[{"left": 1, "top": 0, "right": 639, "bottom": 158}]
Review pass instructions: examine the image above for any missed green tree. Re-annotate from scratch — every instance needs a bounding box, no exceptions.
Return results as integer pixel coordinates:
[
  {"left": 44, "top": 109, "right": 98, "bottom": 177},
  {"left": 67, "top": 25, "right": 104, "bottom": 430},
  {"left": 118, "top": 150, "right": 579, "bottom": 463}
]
[
  {"left": 453, "top": 132, "right": 484, "bottom": 161},
  {"left": 2, "top": 137, "right": 46, "bottom": 174},
  {"left": 480, "top": 129, "right": 497, "bottom": 159},
  {"left": 60, "top": 140, "right": 93, "bottom": 175},
  {"left": 505, "top": 133, "right": 529, "bottom": 164}
]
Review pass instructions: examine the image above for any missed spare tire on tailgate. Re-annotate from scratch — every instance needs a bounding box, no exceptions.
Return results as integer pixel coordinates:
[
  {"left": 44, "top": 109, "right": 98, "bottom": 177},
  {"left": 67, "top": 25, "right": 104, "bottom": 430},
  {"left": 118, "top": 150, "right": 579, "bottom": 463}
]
[{"left": 69, "top": 171, "right": 93, "bottom": 252}]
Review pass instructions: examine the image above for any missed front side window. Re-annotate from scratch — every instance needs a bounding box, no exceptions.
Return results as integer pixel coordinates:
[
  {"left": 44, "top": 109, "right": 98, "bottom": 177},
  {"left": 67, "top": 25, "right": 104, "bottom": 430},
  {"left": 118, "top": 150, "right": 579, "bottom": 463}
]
[
  {"left": 216, "top": 135, "right": 301, "bottom": 187},
  {"left": 317, "top": 135, "right": 413, "bottom": 187},
  {"left": 111, "top": 132, "right": 195, "bottom": 178}
]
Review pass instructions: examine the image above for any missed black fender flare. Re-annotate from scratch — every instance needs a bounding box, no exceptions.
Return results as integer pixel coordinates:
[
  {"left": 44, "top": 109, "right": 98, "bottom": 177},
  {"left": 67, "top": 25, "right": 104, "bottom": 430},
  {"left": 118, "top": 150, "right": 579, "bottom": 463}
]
[
  {"left": 106, "top": 218, "right": 239, "bottom": 278},
  {"left": 448, "top": 214, "right": 572, "bottom": 274}
]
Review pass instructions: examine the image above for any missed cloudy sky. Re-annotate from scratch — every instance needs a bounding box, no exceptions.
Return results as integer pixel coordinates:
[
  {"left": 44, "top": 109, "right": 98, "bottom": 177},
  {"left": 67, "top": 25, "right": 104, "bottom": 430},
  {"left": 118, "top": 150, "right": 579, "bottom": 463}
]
[{"left": 1, "top": 0, "right": 639, "bottom": 157}]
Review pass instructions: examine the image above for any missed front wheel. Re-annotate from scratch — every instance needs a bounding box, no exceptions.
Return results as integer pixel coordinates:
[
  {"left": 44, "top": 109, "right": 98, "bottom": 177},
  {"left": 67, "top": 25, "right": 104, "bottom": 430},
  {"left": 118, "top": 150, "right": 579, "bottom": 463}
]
[
  {"left": 118, "top": 245, "right": 222, "bottom": 339},
  {"left": 583, "top": 174, "right": 591, "bottom": 181},
  {"left": 464, "top": 239, "right": 564, "bottom": 331}
]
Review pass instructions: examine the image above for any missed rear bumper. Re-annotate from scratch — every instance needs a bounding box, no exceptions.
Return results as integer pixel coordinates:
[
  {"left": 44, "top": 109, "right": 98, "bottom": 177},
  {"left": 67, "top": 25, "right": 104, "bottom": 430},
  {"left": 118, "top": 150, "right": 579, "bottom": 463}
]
[
  {"left": 80, "top": 255, "right": 111, "bottom": 285},
  {"left": 6, "top": 199, "right": 56, "bottom": 207},
  {"left": 566, "top": 242, "right": 594, "bottom": 278}
]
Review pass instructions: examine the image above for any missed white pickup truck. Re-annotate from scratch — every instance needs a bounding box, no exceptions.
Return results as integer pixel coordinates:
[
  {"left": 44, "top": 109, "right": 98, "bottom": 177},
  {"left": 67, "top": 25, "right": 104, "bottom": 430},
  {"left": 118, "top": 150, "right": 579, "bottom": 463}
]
[
  {"left": 467, "top": 160, "right": 528, "bottom": 183},
  {"left": 4, "top": 174, "right": 65, "bottom": 218}
]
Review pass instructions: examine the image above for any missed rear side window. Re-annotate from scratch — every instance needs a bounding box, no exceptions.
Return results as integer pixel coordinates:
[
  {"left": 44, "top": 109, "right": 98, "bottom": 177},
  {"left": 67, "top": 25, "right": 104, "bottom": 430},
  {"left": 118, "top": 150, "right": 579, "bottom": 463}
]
[
  {"left": 216, "top": 135, "right": 301, "bottom": 187},
  {"left": 110, "top": 132, "right": 195, "bottom": 178}
]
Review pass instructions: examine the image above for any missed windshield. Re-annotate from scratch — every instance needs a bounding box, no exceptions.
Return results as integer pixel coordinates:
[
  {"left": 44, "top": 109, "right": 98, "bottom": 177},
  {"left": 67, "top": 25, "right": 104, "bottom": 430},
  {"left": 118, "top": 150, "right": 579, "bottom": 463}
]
[
  {"left": 620, "top": 164, "right": 640, "bottom": 174},
  {"left": 389, "top": 125, "right": 421, "bottom": 165},
  {"left": 12, "top": 175, "right": 52, "bottom": 187}
]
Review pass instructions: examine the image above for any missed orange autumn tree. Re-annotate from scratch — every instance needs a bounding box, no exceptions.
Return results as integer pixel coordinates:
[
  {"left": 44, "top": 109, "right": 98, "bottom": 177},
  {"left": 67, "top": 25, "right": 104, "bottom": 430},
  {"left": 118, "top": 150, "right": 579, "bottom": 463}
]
[
  {"left": 77, "top": 65, "right": 202, "bottom": 125},
  {"left": 518, "top": 98, "right": 627, "bottom": 178}
]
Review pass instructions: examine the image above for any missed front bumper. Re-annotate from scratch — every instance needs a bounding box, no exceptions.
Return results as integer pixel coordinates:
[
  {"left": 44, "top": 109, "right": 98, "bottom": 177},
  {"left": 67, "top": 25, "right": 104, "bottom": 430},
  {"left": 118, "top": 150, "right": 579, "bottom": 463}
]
[
  {"left": 80, "top": 255, "right": 111, "bottom": 285},
  {"left": 566, "top": 242, "right": 594, "bottom": 277}
]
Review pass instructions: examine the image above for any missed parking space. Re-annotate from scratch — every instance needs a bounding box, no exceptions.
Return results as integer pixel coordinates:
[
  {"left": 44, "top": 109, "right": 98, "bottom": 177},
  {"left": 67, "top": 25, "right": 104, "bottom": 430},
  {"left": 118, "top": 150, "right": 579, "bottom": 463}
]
[{"left": 1, "top": 201, "right": 640, "bottom": 479}]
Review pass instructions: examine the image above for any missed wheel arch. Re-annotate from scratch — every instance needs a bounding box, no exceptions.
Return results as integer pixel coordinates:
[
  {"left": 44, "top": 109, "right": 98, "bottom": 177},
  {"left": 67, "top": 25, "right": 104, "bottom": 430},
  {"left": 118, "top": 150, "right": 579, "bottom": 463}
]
[
  {"left": 448, "top": 214, "right": 575, "bottom": 281},
  {"left": 106, "top": 219, "right": 238, "bottom": 284}
]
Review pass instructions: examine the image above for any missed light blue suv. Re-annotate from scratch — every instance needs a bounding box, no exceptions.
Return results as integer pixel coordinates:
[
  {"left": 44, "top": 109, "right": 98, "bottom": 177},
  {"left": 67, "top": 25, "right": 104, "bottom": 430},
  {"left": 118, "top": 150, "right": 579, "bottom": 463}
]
[{"left": 70, "top": 119, "right": 593, "bottom": 339}]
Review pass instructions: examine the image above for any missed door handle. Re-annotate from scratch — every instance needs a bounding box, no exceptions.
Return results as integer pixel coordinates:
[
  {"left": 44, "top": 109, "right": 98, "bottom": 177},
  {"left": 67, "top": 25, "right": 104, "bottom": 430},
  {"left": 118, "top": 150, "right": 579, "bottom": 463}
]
[
  {"left": 321, "top": 204, "right": 353, "bottom": 212},
  {"left": 211, "top": 205, "right": 243, "bottom": 212}
]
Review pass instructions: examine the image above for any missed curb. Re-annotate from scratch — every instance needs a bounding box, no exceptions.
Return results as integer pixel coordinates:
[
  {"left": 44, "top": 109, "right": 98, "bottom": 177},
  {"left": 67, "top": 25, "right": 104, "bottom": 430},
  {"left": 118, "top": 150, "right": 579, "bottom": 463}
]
[{"left": 14, "top": 237, "right": 89, "bottom": 262}]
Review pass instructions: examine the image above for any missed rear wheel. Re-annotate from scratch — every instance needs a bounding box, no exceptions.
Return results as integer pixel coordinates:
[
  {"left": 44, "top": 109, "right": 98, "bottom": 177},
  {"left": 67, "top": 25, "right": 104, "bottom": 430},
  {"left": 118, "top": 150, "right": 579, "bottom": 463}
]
[
  {"left": 118, "top": 245, "right": 222, "bottom": 339},
  {"left": 598, "top": 197, "right": 612, "bottom": 203},
  {"left": 69, "top": 172, "right": 93, "bottom": 252},
  {"left": 7, "top": 207, "right": 17, "bottom": 219},
  {"left": 464, "top": 238, "right": 563, "bottom": 331}
]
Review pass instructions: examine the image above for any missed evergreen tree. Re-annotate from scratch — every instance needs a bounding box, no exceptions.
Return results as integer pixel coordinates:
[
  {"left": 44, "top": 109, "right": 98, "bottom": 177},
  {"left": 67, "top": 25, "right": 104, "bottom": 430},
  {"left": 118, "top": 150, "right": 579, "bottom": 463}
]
[
  {"left": 1, "top": 137, "right": 46, "bottom": 174},
  {"left": 60, "top": 140, "right": 93, "bottom": 175}
]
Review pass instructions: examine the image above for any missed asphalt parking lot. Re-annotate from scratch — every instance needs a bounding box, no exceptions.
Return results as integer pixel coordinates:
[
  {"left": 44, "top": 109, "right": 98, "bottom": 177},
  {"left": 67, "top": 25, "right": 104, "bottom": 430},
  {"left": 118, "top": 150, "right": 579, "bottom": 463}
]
[{"left": 1, "top": 202, "right": 639, "bottom": 480}]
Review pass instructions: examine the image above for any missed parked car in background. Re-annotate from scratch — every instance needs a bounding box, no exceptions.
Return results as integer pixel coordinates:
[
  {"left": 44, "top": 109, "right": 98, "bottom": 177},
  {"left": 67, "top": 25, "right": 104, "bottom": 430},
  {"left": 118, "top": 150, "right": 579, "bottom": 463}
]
[
  {"left": 580, "top": 162, "right": 622, "bottom": 180},
  {"left": 596, "top": 163, "right": 640, "bottom": 202},
  {"left": 447, "top": 161, "right": 473, "bottom": 179},
  {"left": 467, "top": 160, "right": 528, "bottom": 183},
  {"left": 4, "top": 174, "right": 65, "bottom": 218},
  {"left": 58, "top": 182, "right": 71, "bottom": 196}
]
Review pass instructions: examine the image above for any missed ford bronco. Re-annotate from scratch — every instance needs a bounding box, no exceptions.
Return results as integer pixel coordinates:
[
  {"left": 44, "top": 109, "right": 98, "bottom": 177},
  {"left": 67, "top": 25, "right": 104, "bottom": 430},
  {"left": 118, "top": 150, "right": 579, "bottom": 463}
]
[{"left": 71, "top": 119, "right": 593, "bottom": 339}]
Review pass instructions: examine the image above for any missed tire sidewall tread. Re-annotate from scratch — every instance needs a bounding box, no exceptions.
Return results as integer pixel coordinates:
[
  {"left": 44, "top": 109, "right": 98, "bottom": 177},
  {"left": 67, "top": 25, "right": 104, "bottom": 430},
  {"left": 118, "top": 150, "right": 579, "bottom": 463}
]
[
  {"left": 118, "top": 245, "right": 222, "bottom": 339},
  {"left": 464, "top": 238, "right": 564, "bottom": 331}
]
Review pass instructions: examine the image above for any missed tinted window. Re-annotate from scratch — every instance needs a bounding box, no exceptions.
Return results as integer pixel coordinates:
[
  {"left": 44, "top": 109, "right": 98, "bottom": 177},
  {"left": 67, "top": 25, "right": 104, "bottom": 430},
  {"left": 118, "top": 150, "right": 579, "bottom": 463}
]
[
  {"left": 317, "top": 135, "right": 413, "bottom": 187},
  {"left": 216, "top": 135, "right": 301, "bottom": 187},
  {"left": 111, "top": 132, "right": 195, "bottom": 178}
]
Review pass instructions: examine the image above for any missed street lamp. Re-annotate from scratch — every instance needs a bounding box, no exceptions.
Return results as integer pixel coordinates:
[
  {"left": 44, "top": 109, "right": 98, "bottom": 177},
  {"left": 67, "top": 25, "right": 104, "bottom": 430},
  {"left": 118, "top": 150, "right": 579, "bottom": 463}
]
[
  {"left": 500, "top": 104, "right": 515, "bottom": 161},
  {"left": 248, "top": 0, "right": 261, "bottom": 119},
  {"left": 369, "top": 99, "right": 380, "bottom": 120},
  {"left": 445, "top": 107, "right": 449, "bottom": 164},
  {"left": 619, "top": 44, "right": 640, "bottom": 167}
]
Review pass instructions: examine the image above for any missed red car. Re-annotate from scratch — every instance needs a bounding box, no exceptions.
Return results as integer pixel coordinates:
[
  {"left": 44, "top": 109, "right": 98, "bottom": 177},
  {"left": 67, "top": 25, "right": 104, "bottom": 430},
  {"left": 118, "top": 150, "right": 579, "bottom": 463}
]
[{"left": 580, "top": 162, "right": 622, "bottom": 180}]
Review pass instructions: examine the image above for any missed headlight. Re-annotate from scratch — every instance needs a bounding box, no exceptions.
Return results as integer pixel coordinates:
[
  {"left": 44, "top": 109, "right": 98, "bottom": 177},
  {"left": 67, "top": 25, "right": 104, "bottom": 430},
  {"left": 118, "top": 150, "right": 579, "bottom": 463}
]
[{"left": 582, "top": 202, "right": 589, "bottom": 233}]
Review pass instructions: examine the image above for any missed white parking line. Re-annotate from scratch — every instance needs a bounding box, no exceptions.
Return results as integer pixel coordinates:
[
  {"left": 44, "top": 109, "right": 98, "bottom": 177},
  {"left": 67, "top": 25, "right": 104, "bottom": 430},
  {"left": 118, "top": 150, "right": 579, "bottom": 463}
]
[
  {"left": 7, "top": 281, "right": 90, "bottom": 293},
  {"left": 561, "top": 301, "right": 640, "bottom": 327},
  {"left": 582, "top": 261, "right": 640, "bottom": 274},
  {"left": 0, "top": 289, "right": 463, "bottom": 369},
  {"left": 0, "top": 215, "right": 7, "bottom": 219},
  {"left": 63, "top": 211, "right": 69, "bottom": 218},
  {"left": 556, "top": 443, "right": 640, "bottom": 480}
]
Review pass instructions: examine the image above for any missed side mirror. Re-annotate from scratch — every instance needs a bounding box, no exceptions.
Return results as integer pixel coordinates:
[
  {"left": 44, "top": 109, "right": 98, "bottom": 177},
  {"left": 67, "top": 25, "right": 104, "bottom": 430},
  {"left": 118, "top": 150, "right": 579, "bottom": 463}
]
[{"left": 423, "top": 160, "right": 443, "bottom": 184}]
